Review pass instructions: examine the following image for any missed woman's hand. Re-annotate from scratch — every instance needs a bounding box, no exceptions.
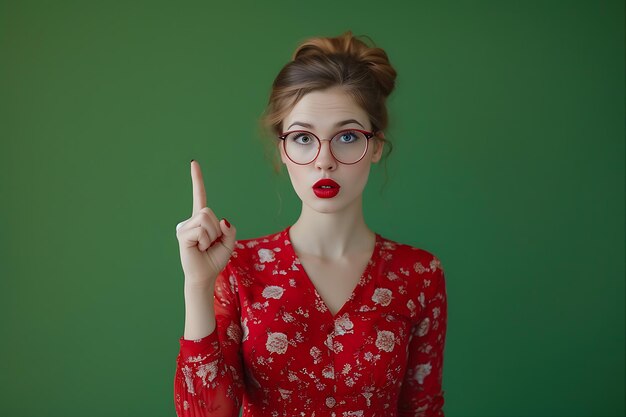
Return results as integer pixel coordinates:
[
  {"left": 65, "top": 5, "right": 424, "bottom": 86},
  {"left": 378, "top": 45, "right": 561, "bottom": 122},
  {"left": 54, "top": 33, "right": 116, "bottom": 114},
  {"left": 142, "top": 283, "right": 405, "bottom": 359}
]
[{"left": 175, "top": 160, "right": 237, "bottom": 286}]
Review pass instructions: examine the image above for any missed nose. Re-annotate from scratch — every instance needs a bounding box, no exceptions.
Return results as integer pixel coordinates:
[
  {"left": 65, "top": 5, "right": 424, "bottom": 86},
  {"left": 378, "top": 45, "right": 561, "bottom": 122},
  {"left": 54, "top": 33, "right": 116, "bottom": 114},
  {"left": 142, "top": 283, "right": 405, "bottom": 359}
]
[{"left": 314, "top": 139, "right": 338, "bottom": 170}]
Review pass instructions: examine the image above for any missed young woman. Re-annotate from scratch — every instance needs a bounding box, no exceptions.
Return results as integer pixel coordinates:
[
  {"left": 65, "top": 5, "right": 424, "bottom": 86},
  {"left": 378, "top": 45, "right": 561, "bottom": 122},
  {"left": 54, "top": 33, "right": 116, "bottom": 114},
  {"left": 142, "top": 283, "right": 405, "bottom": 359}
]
[{"left": 173, "top": 31, "right": 448, "bottom": 417}]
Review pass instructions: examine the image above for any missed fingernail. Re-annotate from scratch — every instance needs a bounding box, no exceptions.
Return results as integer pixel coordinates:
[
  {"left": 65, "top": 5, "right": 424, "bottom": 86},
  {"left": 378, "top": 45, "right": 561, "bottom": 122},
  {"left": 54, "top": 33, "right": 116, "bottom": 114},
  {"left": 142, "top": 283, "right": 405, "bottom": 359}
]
[
  {"left": 190, "top": 159, "right": 195, "bottom": 163},
  {"left": 223, "top": 218, "right": 231, "bottom": 228}
]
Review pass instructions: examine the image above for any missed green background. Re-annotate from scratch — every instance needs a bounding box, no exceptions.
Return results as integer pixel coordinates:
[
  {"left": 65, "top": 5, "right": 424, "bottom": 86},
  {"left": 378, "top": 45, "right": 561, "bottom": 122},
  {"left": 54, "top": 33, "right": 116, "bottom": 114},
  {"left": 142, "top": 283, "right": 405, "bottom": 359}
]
[{"left": 1, "top": 1, "right": 623, "bottom": 416}]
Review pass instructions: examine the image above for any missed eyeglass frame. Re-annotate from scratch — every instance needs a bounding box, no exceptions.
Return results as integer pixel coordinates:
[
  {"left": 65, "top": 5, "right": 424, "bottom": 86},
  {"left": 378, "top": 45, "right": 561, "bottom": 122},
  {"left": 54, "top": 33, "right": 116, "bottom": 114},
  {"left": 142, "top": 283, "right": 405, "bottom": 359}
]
[{"left": 277, "top": 128, "right": 378, "bottom": 165}]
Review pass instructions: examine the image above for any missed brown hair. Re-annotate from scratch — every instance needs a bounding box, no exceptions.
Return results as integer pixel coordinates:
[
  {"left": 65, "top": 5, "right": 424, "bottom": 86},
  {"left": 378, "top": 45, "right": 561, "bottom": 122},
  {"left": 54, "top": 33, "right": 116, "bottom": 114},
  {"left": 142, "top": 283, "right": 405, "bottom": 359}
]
[{"left": 257, "top": 30, "right": 397, "bottom": 187}]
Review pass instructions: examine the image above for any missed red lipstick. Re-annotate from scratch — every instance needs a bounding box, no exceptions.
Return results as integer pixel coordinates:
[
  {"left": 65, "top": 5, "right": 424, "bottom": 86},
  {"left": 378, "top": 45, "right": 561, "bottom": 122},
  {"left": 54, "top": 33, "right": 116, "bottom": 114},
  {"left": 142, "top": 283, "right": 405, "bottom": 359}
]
[{"left": 313, "top": 178, "right": 340, "bottom": 198}]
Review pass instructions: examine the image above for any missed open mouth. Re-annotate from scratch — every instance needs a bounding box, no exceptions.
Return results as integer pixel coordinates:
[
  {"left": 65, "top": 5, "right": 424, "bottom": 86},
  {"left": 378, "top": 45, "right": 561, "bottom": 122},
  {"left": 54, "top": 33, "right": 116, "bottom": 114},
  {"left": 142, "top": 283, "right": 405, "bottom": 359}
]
[{"left": 313, "top": 179, "right": 340, "bottom": 189}]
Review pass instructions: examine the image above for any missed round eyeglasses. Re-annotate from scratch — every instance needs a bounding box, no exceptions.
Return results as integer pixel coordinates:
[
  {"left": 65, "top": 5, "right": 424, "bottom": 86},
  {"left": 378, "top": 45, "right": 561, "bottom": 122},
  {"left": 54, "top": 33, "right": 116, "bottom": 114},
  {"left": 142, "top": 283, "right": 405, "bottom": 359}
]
[{"left": 278, "top": 129, "right": 376, "bottom": 165}]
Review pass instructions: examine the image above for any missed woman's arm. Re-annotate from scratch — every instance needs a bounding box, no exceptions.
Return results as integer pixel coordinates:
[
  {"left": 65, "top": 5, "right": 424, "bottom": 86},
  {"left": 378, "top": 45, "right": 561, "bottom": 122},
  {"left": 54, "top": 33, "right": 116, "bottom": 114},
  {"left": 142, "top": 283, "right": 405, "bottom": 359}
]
[
  {"left": 398, "top": 256, "right": 448, "bottom": 417},
  {"left": 174, "top": 264, "right": 245, "bottom": 417},
  {"left": 183, "top": 279, "right": 218, "bottom": 341}
]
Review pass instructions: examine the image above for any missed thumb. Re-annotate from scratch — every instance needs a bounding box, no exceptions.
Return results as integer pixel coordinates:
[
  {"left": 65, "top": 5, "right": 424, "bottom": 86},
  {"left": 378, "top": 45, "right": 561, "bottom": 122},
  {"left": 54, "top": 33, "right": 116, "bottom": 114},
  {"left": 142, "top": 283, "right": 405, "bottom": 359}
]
[{"left": 218, "top": 218, "right": 237, "bottom": 252}]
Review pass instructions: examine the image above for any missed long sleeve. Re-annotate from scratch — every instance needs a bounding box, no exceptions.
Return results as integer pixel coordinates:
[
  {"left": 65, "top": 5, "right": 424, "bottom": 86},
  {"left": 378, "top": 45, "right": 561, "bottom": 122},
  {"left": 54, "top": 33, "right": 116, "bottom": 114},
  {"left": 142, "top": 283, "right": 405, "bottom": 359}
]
[
  {"left": 398, "top": 256, "right": 448, "bottom": 417},
  {"left": 174, "top": 262, "right": 245, "bottom": 417}
]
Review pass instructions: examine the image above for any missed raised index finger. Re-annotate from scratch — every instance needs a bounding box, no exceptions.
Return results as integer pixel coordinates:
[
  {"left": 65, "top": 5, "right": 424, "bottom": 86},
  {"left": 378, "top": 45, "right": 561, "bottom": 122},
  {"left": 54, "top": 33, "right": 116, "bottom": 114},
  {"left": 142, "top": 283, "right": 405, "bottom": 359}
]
[{"left": 190, "top": 160, "right": 206, "bottom": 215}]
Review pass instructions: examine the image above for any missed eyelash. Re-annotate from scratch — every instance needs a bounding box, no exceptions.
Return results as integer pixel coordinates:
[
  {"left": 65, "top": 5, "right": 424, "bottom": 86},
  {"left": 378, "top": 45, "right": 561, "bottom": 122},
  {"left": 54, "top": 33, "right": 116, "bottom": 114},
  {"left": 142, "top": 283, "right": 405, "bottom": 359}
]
[{"left": 294, "top": 130, "right": 357, "bottom": 139}]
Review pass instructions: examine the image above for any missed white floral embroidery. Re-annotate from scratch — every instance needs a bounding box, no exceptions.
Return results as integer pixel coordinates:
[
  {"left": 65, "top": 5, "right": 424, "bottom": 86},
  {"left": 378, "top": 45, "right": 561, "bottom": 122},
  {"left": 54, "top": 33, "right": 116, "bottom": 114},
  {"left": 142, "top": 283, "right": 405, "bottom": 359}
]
[
  {"left": 310, "top": 346, "right": 322, "bottom": 364},
  {"left": 278, "top": 387, "right": 292, "bottom": 399},
  {"left": 334, "top": 314, "right": 354, "bottom": 336},
  {"left": 295, "top": 307, "right": 310, "bottom": 318},
  {"left": 414, "top": 261, "right": 429, "bottom": 274},
  {"left": 324, "top": 335, "right": 344, "bottom": 353},
  {"left": 430, "top": 256, "right": 442, "bottom": 272},
  {"left": 417, "top": 317, "right": 430, "bottom": 337},
  {"left": 266, "top": 332, "right": 289, "bottom": 354},
  {"left": 415, "top": 362, "right": 432, "bottom": 384},
  {"left": 182, "top": 365, "right": 195, "bottom": 395},
  {"left": 186, "top": 353, "right": 207, "bottom": 363},
  {"left": 262, "top": 285, "right": 284, "bottom": 299},
  {"left": 375, "top": 330, "right": 395, "bottom": 352},
  {"left": 226, "top": 321, "right": 242, "bottom": 342},
  {"left": 418, "top": 291, "right": 426, "bottom": 308},
  {"left": 258, "top": 248, "right": 276, "bottom": 263},
  {"left": 382, "top": 241, "right": 396, "bottom": 250},
  {"left": 372, "top": 288, "right": 393, "bottom": 306},
  {"left": 386, "top": 271, "right": 399, "bottom": 281},
  {"left": 314, "top": 297, "right": 328, "bottom": 312},
  {"left": 407, "top": 299, "right": 417, "bottom": 316},
  {"left": 196, "top": 359, "right": 219, "bottom": 386},
  {"left": 363, "top": 351, "right": 381, "bottom": 362}
]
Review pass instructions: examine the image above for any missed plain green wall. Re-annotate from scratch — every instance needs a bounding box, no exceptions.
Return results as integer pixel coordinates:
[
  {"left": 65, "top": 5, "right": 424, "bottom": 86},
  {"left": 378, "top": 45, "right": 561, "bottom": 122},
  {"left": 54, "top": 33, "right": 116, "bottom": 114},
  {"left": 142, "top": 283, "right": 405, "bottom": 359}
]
[{"left": 1, "top": 1, "right": 623, "bottom": 416}]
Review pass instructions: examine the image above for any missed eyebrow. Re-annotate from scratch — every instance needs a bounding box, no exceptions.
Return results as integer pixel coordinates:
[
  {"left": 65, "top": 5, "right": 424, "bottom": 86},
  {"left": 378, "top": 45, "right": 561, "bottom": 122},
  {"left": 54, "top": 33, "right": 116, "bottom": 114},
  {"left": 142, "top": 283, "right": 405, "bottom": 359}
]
[{"left": 286, "top": 119, "right": 365, "bottom": 131}]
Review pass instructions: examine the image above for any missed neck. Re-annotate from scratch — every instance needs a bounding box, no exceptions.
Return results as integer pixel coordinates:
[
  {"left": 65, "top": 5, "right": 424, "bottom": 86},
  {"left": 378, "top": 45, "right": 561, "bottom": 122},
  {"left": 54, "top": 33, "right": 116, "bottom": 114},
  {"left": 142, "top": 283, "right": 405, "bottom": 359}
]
[{"left": 289, "top": 194, "right": 375, "bottom": 260}]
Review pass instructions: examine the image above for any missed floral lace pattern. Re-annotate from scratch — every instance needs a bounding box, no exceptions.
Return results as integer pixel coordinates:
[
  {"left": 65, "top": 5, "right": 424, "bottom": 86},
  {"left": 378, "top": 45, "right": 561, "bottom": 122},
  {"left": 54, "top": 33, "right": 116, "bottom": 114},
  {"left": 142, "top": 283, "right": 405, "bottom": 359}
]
[{"left": 174, "top": 225, "right": 448, "bottom": 416}]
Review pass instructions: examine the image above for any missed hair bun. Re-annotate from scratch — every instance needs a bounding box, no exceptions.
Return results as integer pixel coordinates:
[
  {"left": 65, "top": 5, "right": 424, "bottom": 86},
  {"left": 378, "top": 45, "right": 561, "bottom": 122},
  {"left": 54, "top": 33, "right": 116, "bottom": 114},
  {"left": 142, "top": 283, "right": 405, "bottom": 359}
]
[{"left": 292, "top": 30, "right": 397, "bottom": 97}]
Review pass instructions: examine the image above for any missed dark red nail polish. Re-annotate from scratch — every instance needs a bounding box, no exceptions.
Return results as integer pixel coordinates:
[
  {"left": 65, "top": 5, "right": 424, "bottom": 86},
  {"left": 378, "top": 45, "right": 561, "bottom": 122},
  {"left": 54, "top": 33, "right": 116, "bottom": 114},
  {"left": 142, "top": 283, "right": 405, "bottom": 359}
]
[{"left": 224, "top": 218, "right": 230, "bottom": 228}]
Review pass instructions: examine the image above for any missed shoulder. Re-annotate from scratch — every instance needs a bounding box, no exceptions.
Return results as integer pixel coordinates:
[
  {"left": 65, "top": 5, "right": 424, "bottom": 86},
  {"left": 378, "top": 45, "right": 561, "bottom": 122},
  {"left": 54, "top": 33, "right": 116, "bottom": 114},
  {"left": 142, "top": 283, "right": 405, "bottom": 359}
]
[
  {"left": 227, "top": 228, "right": 287, "bottom": 268},
  {"left": 378, "top": 233, "right": 444, "bottom": 271},
  {"left": 377, "top": 233, "right": 446, "bottom": 295},
  {"left": 217, "top": 228, "right": 286, "bottom": 288}
]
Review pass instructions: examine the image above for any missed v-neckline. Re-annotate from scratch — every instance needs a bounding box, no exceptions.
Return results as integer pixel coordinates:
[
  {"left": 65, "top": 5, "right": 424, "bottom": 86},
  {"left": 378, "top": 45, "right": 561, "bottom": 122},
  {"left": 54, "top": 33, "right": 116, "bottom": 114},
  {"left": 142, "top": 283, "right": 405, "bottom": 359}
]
[{"left": 284, "top": 225, "right": 382, "bottom": 321}]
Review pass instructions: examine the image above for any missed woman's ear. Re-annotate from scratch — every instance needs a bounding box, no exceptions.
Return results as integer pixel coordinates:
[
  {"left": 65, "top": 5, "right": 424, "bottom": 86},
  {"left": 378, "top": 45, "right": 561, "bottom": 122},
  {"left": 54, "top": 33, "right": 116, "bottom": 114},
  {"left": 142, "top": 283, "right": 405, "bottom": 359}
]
[
  {"left": 277, "top": 140, "right": 287, "bottom": 164},
  {"left": 371, "top": 132, "right": 385, "bottom": 163}
]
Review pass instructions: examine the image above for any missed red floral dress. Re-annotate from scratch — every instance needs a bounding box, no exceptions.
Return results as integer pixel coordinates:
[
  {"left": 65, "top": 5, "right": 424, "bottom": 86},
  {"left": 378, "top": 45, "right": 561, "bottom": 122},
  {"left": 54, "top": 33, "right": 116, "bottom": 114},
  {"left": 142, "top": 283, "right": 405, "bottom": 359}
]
[{"left": 174, "top": 225, "right": 448, "bottom": 416}]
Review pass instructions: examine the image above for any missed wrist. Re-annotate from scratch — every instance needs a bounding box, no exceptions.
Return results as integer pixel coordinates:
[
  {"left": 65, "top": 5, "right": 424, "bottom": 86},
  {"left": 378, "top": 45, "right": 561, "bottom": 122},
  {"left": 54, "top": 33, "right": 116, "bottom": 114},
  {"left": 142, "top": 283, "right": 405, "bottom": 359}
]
[{"left": 184, "top": 279, "right": 215, "bottom": 297}]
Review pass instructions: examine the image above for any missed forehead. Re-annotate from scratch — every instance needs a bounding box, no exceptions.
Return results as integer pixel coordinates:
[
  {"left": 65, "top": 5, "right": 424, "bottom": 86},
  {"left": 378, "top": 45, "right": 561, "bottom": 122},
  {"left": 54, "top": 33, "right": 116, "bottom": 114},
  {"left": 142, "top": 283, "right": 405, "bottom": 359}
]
[{"left": 283, "top": 87, "right": 369, "bottom": 131}]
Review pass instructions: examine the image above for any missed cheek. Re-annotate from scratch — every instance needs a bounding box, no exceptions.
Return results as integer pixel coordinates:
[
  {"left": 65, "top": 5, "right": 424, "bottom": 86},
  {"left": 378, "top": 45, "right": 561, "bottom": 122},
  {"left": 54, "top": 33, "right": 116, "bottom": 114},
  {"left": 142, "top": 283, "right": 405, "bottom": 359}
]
[
  {"left": 285, "top": 165, "right": 307, "bottom": 190},
  {"left": 347, "top": 164, "right": 374, "bottom": 194}
]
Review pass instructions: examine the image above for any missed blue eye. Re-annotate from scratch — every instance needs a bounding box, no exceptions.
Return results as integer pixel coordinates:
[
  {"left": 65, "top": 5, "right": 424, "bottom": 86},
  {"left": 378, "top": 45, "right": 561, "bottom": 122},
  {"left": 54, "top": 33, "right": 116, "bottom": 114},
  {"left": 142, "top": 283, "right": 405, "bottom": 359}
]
[{"left": 338, "top": 131, "right": 357, "bottom": 143}]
